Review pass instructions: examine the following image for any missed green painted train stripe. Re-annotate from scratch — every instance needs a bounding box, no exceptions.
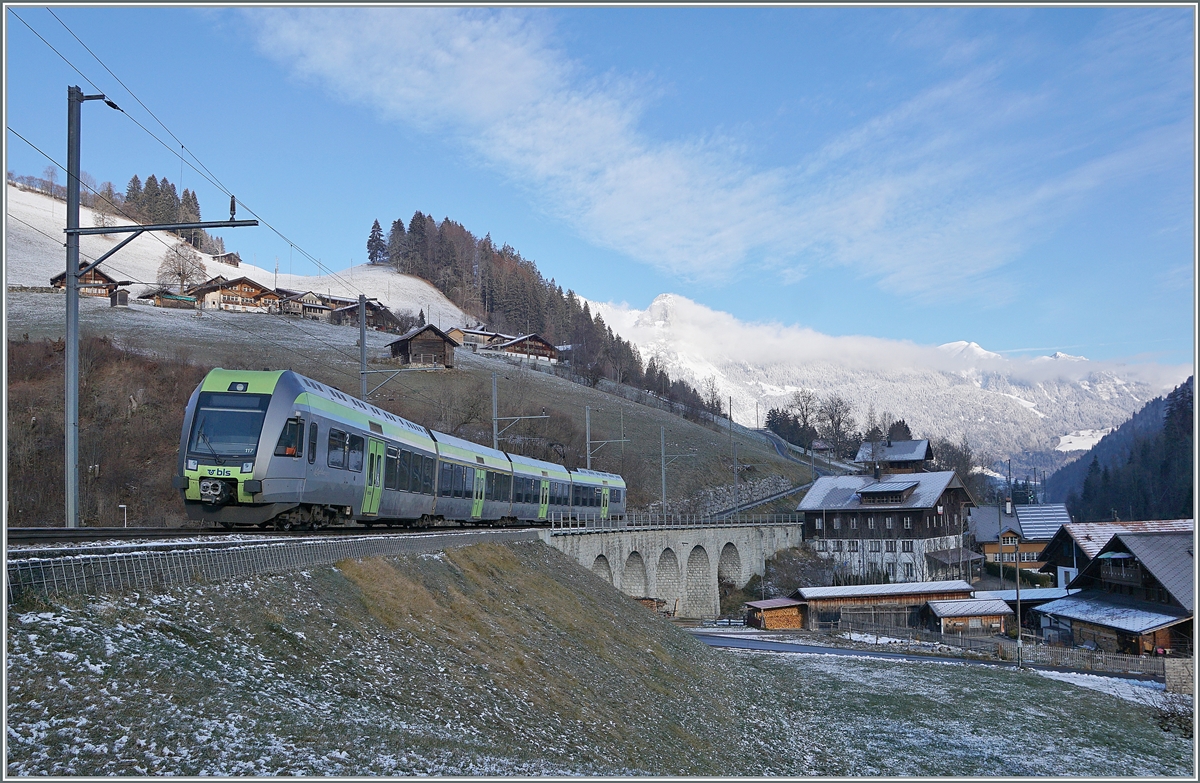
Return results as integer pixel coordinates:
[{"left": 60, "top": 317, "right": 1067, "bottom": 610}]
[{"left": 200, "top": 369, "right": 285, "bottom": 395}]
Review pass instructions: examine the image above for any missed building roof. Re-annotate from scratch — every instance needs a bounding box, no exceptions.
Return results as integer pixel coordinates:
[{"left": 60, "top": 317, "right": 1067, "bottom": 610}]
[
  {"left": 797, "top": 471, "right": 961, "bottom": 513},
  {"left": 927, "top": 599, "right": 1014, "bottom": 618},
  {"left": 745, "top": 598, "right": 803, "bottom": 610},
  {"left": 794, "top": 579, "right": 973, "bottom": 601},
  {"left": 1106, "top": 532, "right": 1194, "bottom": 612},
  {"left": 1014, "top": 505, "right": 1072, "bottom": 540},
  {"left": 1053, "top": 520, "right": 1195, "bottom": 560},
  {"left": 489, "top": 333, "right": 557, "bottom": 352},
  {"left": 386, "top": 324, "right": 460, "bottom": 347},
  {"left": 50, "top": 262, "right": 118, "bottom": 286},
  {"left": 925, "top": 547, "right": 985, "bottom": 565},
  {"left": 853, "top": 439, "right": 933, "bottom": 464},
  {"left": 1033, "top": 591, "right": 1191, "bottom": 634},
  {"left": 974, "top": 588, "right": 1080, "bottom": 603}
]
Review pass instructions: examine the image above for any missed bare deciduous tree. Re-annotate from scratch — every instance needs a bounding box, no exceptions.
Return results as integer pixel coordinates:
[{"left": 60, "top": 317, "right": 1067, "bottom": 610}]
[
  {"left": 818, "top": 393, "right": 855, "bottom": 459},
  {"left": 157, "top": 243, "right": 207, "bottom": 294}
]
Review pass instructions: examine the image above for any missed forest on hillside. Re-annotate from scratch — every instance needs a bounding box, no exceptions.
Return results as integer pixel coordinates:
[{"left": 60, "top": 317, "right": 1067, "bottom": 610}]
[
  {"left": 368, "top": 213, "right": 720, "bottom": 421},
  {"left": 1064, "top": 377, "right": 1193, "bottom": 522}
]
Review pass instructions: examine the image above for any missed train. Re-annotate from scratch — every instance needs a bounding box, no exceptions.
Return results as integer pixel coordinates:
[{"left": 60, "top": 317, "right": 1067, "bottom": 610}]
[{"left": 173, "top": 368, "right": 626, "bottom": 530}]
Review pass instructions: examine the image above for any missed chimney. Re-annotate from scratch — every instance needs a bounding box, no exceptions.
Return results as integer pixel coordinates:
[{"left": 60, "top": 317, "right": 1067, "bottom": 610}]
[
  {"left": 1005, "top": 498, "right": 1013, "bottom": 516},
  {"left": 874, "top": 464, "right": 881, "bottom": 481},
  {"left": 886, "top": 437, "right": 892, "bottom": 447}
]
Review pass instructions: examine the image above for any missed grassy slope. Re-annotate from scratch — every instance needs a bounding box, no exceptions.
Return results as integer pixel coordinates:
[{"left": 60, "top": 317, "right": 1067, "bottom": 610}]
[
  {"left": 5, "top": 542, "right": 1191, "bottom": 776},
  {"left": 6, "top": 292, "right": 809, "bottom": 520}
]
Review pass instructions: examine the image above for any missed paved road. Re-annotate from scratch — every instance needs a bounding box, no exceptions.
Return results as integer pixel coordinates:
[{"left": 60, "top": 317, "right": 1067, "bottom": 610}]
[{"left": 692, "top": 631, "right": 1164, "bottom": 682}]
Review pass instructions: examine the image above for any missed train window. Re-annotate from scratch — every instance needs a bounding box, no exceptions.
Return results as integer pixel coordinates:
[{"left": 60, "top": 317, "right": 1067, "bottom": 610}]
[
  {"left": 612, "top": 489, "right": 622, "bottom": 504},
  {"left": 439, "top": 462, "right": 453, "bottom": 497},
  {"left": 408, "top": 451, "right": 421, "bottom": 493},
  {"left": 452, "top": 464, "right": 465, "bottom": 499},
  {"left": 273, "top": 418, "right": 304, "bottom": 458},
  {"left": 396, "top": 450, "right": 410, "bottom": 491},
  {"left": 327, "top": 429, "right": 347, "bottom": 469},
  {"left": 466, "top": 467, "right": 476, "bottom": 497},
  {"left": 307, "top": 422, "right": 318, "bottom": 464},
  {"left": 385, "top": 447, "right": 400, "bottom": 490},
  {"left": 484, "top": 471, "right": 494, "bottom": 501},
  {"left": 593, "top": 487, "right": 601, "bottom": 507},
  {"left": 348, "top": 435, "right": 364, "bottom": 472},
  {"left": 422, "top": 456, "right": 435, "bottom": 495}
]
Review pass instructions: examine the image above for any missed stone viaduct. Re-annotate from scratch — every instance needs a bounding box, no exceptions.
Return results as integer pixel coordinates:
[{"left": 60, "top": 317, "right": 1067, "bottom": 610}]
[{"left": 545, "top": 522, "right": 804, "bottom": 619}]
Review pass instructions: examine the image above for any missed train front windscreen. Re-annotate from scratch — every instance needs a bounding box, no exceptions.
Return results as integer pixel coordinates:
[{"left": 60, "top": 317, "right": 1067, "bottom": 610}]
[{"left": 187, "top": 392, "right": 272, "bottom": 460}]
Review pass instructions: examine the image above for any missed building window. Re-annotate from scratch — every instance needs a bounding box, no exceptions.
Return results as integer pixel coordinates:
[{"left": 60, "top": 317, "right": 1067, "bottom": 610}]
[
  {"left": 887, "top": 563, "right": 896, "bottom": 579},
  {"left": 1001, "top": 535, "right": 1019, "bottom": 546},
  {"left": 885, "top": 517, "right": 893, "bottom": 529},
  {"left": 902, "top": 540, "right": 914, "bottom": 553},
  {"left": 814, "top": 518, "right": 823, "bottom": 529},
  {"left": 848, "top": 540, "right": 860, "bottom": 552},
  {"left": 903, "top": 517, "right": 912, "bottom": 529},
  {"left": 850, "top": 516, "right": 858, "bottom": 529},
  {"left": 1021, "top": 551, "right": 1039, "bottom": 563},
  {"left": 867, "top": 516, "right": 875, "bottom": 529},
  {"left": 869, "top": 540, "right": 881, "bottom": 552},
  {"left": 833, "top": 540, "right": 843, "bottom": 552},
  {"left": 886, "top": 540, "right": 897, "bottom": 553},
  {"left": 904, "top": 563, "right": 914, "bottom": 578},
  {"left": 833, "top": 517, "right": 841, "bottom": 530}
]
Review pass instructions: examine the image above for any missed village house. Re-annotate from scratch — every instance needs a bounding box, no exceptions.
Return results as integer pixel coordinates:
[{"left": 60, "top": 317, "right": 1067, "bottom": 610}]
[
  {"left": 1037, "top": 519, "right": 1194, "bottom": 588},
  {"left": 853, "top": 438, "right": 934, "bottom": 474},
  {"left": 329, "top": 300, "right": 406, "bottom": 333},
  {"left": 924, "top": 598, "right": 1014, "bottom": 635},
  {"left": 797, "top": 470, "right": 977, "bottom": 583},
  {"left": 1034, "top": 531, "right": 1193, "bottom": 655},
  {"left": 386, "top": 324, "right": 459, "bottom": 368},
  {"left": 188, "top": 276, "right": 281, "bottom": 313},
  {"left": 49, "top": 263, "right": 119, "bottom": 297},
  {"left": 277, "top": 291, "right": 333, "bottom": 322},
  {"left": 744, "top": 598, "right": 805, "bottom": 630},
  {"left": 789, "top": 580, "right": 974, "bottom": 629},
  {"left": 210, "top": 251, "right": 241, "bottom": 267},
  {"left": 447, "top": 327, "right": 512, "bottom": 351},
  {"left": 481, "top": 333, "right": 559, "bottom": 364},
  {"left": 971, "top": 503, "right": 1071, "bottom": 584}
]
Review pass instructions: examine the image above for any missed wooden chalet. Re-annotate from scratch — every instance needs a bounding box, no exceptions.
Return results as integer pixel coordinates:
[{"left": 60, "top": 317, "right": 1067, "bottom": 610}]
[
  {"left": 278, "top": 291, "right": 332, "bottom": 322},
  {"left": 447, "top": 327, "right": 511, "bottom": 351},
  {"left": 50, "top": 263, "right": 119, "bottom": 297},
  {"left": 1037, "top": 519, "right": 1194, "bottom": 588},
  {"left": 790, "top": 580, "right": 974, "bottom": 629},
  {"left": 483, "top": 333, "right": 559, "bottom": 364},
  {"left": 386, "top": 324, "right": 459, "bottom": 368},
  {"left": 798, "top": 471, "right": 977, "bottom": 583},
  {"left": 1034, "top": 531, "right": 1193, "bottom": 655},
  {"left": 745, "top": 598, "right": 805, "bottom": 630},
  {"left": 330, "top": 300, "right": 405, "bottom": 333},
  {"left": 188, "top": 276, "right": 280, "bottom": 312},
  {"left": 211, "top": 251, "right": 242, "bottom": 267},
  {"left": 853, "top": 438, "right": 933, "bottom": 474},
  {"left": 924, "top": 598, "right": 1013, "bottom": 635}
]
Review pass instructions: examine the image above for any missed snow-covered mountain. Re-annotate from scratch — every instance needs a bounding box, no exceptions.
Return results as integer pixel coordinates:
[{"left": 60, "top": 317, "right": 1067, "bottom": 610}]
[
  {"left": 4, "top": 182, "right": 469, "bottom": 329},
  {"left": 591, "top": 293, "right": 1190, "bottom": 469}
]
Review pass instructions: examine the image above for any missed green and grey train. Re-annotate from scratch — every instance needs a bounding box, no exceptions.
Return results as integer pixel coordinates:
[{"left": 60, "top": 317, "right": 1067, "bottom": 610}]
[{"left": 173, "top": 368, "right": 626, "bottom": 529}]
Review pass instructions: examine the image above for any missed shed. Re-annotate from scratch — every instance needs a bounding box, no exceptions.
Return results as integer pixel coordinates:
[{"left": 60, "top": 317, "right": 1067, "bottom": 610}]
[
  {"left": 791, "top": 580, "right": 974, "bottom": 629},
  {"left": 211, "top": 251, "right": 242, "bottom": 267},
  {"left": 386, "top": 324, "right": 459, "bottom": 368},
  {"left": 745, "top": 598, "right": 805, "bottom": 630},
  {"left": 925, "top": 598, "right": 1013, "bottom": 635},
  {"left": 109, "top": 289, "right": 129, "bottom": 308}
]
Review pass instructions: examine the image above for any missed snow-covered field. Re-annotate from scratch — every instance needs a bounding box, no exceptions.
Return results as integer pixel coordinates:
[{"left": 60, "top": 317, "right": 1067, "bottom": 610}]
[
  {"left": 1055, "top": 428, "right": 1111, "bottom": 452},
  {"left": 6, "top": 543, "right": 1193, "bottom": 776},
  {"left": 4, "top": 182, "right": 470, "bottom": 329}
]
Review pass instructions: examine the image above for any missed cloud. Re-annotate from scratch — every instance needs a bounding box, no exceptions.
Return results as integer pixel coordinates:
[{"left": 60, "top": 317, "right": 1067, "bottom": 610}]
[{"left": 246, "top": 7, "right": 1191, "bottom": 306}]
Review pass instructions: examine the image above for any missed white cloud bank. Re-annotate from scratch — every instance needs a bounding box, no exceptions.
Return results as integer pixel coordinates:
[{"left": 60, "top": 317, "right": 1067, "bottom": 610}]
[{"left": 245, "top": 8, "right": 1190, "bottom": 306}]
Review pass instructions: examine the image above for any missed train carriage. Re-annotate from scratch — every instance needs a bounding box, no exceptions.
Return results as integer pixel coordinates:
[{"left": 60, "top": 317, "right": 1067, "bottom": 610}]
[
  {"left": 430, "top": 432, "right": 513, "bottom": 524},
  {"left": 569, "top": 468, "right": 627, "bottom": 521},
  {"left": 508, "top": 453, "right": 573, "bottom": 522}
]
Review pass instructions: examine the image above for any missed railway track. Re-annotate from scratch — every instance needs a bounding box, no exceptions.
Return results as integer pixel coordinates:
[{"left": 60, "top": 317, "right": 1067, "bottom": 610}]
[{"left": 5, "top": 524, "right": 481, "bottom": 547}]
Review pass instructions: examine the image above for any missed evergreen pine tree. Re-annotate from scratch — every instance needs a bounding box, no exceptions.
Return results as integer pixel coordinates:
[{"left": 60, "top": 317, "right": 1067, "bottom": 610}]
[
  {"left": 387, "top": 218, "right": 407, "bottom": 270},
  {"left": 367, "top": 219, "right": 387, "bottom": 264},
  {"left": 124, "top": 175, "right": 142, "bottom": 209}
]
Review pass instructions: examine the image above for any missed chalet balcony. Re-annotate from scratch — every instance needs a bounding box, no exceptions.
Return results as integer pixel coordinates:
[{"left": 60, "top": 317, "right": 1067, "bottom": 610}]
[{"left": 1099, "top": 562, "right": 1142, "bottom": 585}]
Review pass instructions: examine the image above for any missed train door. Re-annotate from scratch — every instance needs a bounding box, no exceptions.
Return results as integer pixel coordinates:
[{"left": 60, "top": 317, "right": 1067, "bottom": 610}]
[
  {"left": 362, "top": 438, "right": 385, "bottom": 516},
  {"left": 471, "top": 469, "right": 485, "bottom": 518},
  {"left": 601, "top": 486, "right": 610, "bottom": 520},
  {"left": 538, "top": 480, "right": 550, "bottom": 520}
]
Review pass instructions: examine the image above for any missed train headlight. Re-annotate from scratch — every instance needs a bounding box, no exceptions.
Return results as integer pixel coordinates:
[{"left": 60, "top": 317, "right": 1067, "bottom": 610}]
[
  {"left": 186, "top": 459, "right": 198, "bottom": 471},
  {"left": 242, "top": 461, "right": 254, "bottom": 473}
]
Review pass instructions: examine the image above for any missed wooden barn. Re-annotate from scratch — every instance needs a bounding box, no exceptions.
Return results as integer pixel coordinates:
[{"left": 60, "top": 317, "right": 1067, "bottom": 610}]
[
  {"left": 745, "top": 598, "right": 805, "bottom": 629},
  {"left": 386, "top": 324, "right": 459, "bottom": 368},
  {"left": 791, "top": 580, "right": 974, "bottom": 629},
  {"left": 485, "top": 333, "right": 559, "bottom": 364},
  {"left": 924, "top": 598, "right": 1013, "bottom": 635},
  {"left": 50, "top": 263, "right": 119, "bottom": 297}
]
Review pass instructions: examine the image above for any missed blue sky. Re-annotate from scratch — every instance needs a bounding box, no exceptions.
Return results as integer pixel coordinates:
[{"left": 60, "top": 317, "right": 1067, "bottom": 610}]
[{"left": 5, "top": 6, "right": 1195, "bottom": 366}]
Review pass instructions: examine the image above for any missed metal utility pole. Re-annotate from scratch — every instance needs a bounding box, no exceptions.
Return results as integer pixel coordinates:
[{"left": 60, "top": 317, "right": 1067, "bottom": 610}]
[
  {"left": 493, "top": 372, "right": 500, "bottom": 450},
  {"left": 359, "top": 295, "right": 368, "bottom": 400},
  {"left": 586, "top": 406, "right": 591, "bottom": 469},
  {"left": 1015, "top": 536, "right": 1023, "bottom": 669},
  {"left": 733, "top": 442, "right": 740, "bottom": 516},
  {"left": 62, "top": 85, "right": 256, "bottom": 527},
  {"left": 661, "top": 426, "right": 667, "bottom": 512}
]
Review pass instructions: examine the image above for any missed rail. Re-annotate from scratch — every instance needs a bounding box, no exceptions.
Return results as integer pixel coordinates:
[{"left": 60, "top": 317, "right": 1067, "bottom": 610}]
[{"left": 549, "top": 513, "right": 802, "bottom": 535}]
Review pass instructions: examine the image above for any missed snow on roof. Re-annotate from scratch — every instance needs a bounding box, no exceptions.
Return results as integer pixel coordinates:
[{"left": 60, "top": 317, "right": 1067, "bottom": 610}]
[
  {"left": 796, "top": 579, "right": 973, "bottom": 601},
  {"left": 1013, "top": 504, "right": 1071, "bottom": 540},
  {"left": 1033, "top": 591, "right": 1191, "bottom": 634},
  {"left": 797, "top": 472, "right": 957, "bottom": 512},
  {"left": 927, "top": 599, "right": 1014, "bottom": 618},
  {"left": 858, "top": 480, "right": 919, "bottom": 494},
  {"left": 746, "top": 598, "right": 802, "bottom": 610},
  {"left": 973, "top": 588, "right": 1080, "bottom": 602},
  {"left": 853, "top": 439, "right": 932, "bottom": 464},
  {"left": 1062, "top": 520, "right": 1194, "bottom": 559}
]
